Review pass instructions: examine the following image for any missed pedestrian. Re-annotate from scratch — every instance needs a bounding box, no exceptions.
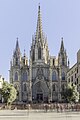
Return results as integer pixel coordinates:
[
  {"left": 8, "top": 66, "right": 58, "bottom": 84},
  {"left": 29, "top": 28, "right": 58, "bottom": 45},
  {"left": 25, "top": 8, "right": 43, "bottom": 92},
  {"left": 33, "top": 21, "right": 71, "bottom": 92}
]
[
  {"left": 45, "top": 104, "right": 48, "bottom": 112},
  {"left": 56, "top": 103, "right": 59, "bottom": 112}
]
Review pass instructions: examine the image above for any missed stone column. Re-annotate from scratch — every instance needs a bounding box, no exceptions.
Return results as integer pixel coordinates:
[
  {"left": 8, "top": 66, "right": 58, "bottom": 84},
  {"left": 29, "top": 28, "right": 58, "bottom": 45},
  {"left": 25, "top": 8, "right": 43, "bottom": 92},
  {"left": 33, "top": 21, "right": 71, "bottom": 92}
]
[
  {"left": 58, "top": 67, "right": 62, "bottom": 102},
  {"left": 48, "top": 65, "right": 52, "bottom": 102},
  {"left": 28, "top": 59, "right": 32, "bottom": 102}
]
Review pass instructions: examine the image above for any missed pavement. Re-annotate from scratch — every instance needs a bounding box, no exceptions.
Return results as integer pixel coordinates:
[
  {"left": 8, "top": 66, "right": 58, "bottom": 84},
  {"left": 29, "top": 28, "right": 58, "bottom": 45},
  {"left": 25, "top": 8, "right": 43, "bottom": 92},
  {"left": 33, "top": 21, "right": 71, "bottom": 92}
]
[{"left": 0, "top": 110, "right": 80, "bottom": 120}]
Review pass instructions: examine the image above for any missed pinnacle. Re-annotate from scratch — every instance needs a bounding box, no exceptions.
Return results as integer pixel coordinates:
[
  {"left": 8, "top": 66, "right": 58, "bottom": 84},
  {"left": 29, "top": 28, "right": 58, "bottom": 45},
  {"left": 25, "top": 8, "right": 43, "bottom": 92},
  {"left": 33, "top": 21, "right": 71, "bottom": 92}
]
[
  {"left": 60, "top": 37, "right": 64, "bottom": 51},
  {"left": 36, "top": 4, "right": 43, "bottom": 40}
]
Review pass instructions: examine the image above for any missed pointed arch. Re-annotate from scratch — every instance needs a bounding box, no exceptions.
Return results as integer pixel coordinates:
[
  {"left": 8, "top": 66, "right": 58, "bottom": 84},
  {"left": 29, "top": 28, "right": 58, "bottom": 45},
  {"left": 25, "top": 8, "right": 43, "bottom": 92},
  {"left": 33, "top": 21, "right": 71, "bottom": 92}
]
[
  {"left": 52, "top": 71, "right": 57, "bottom": 81},
  {"left": 38, "top": 47, "right": 41, "bottom": 59},
  {"left": 62, "top": 72, "right": 65, "bottom": 80}
]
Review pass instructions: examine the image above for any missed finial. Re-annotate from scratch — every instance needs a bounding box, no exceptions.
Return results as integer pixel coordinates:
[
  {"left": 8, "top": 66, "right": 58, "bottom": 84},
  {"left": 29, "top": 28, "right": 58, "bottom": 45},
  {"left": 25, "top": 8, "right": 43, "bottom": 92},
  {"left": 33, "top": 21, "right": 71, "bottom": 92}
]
[
  {"left": 36, "top": 3, "right": 43, "bottom": 41},
  {"left": 24, "top": 49, "right": 26, "bottom": 57},
  {"left": 39, "top": 3, "right": 40, "bottom": 9},
  {"left": 16, "top": 37, "right": 18, "bottom": 41},
  {"left": 61, "top": 37, "right": 63, "bottom": 41},
  {"left": 60, "top": 37, "right": 64, "bottom": 51},
  {"left": 16, "top": 37, "right": 20, "bottom": 50}
]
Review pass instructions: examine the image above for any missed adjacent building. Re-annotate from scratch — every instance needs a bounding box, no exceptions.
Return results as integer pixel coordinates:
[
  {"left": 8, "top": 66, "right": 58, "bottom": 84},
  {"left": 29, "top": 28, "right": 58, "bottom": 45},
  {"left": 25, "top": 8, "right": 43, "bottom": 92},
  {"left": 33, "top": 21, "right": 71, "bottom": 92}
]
[{"left": 67, "top": 50, "right": 80, "bottom": 93}]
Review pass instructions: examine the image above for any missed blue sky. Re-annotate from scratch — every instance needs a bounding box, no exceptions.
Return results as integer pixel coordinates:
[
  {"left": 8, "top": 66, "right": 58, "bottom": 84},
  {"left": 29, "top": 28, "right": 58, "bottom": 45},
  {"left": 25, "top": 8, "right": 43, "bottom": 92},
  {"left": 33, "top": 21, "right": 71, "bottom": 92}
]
[{"left": 0, "top": 0, "right": 80, "bottom": 80}]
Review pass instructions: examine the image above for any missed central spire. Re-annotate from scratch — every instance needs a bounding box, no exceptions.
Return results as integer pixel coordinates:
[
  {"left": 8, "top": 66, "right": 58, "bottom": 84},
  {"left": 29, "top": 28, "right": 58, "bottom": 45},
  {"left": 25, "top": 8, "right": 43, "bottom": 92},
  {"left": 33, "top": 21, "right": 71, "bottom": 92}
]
[
  {"left": 36, "top": 4, "right": 43, "bottom": 41},
  {"left": 60, "top": 37, "right": 64, "bottom": 52}
]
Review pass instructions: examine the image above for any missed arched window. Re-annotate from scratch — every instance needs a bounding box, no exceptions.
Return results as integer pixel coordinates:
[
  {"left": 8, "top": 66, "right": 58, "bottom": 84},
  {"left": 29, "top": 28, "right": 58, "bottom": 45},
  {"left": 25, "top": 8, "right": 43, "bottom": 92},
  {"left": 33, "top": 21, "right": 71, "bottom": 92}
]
[
  {"left": 53, "top": 84, "right": 55, "bottom": 91},
  {"left": 16, "top": 58, "right": 18, "bottom": 65},
  {"left": 32, "top": 49, "right": 35, "bottom": 61},
  {"left": 38, "top": 47, "right": 41, "bottom": 59},
  {"left": 15, "top": 72, "right": 18, "bottom": 81},
  {"left": 62, "top": 72, "right": 65, "bottom": 80},
  {"left": 24, "top": 84, "right": 26, "bottom": 91},
  {"left": 52, "top": 71, "right": 57, "bottom": 81},
  {"left": 23, "top": 72, "right": 27, "bottom": 81}
]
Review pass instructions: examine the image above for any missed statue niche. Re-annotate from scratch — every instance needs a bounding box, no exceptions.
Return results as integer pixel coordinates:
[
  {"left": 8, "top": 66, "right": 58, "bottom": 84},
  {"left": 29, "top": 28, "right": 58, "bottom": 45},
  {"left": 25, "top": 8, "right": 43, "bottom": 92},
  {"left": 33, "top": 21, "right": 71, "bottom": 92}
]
[{"left": 37, "top": 67, "right": 43, "bottom": 80}]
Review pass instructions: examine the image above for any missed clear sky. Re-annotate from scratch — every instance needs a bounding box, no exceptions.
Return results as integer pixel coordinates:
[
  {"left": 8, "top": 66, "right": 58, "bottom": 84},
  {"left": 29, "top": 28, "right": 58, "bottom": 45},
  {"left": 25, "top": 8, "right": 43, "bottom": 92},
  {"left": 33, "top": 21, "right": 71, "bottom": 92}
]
[{"left": 0, "top": 0, "right": 80, "bottom": 81}]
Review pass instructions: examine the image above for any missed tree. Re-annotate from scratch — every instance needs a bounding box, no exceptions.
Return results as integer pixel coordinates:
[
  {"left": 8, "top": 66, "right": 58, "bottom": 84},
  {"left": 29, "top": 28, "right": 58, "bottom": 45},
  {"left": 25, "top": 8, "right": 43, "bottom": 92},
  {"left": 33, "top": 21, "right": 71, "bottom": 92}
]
[
  {"left": 0, "top": 81, "right": 17, "bottom": 106},
  {"left": 62, "top": 84, "right": 79, "bottom": 103}
]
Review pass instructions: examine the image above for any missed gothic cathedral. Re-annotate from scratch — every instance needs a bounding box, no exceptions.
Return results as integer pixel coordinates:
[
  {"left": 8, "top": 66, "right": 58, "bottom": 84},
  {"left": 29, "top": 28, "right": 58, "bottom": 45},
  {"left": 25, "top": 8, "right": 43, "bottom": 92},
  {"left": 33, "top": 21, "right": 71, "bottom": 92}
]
[{"left": 9, "top": 5, "right": 69, "bottom": 103}]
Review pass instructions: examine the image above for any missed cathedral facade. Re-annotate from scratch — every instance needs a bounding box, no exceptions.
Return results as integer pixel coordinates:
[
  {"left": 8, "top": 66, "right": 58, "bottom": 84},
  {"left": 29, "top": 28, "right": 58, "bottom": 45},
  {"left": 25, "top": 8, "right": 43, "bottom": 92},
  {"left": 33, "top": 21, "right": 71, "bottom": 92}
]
[{"left": 9, "top": 5, "right": 69, "bottom": 103}]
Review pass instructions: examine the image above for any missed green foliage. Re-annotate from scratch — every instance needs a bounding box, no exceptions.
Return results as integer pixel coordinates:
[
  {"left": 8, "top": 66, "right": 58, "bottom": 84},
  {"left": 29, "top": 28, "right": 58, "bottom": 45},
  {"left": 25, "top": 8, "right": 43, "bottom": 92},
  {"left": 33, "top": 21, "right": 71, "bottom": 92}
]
[
  {"left": 62, "top": 84, "right": 79, "bottom": 103},
  {"left": 0, "top": 81, "right": 17, "bottom": 105}
]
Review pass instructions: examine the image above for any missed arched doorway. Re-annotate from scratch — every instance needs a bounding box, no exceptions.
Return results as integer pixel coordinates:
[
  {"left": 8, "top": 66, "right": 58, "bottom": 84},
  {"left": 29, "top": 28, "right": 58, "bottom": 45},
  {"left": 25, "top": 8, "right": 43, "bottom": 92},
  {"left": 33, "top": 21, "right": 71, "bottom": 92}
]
[
  {"left": 32, "top": 80, "right": 49, "bottom": 103},
  {"left": 36, "top": 86, "right": 43, "bottom": 102}
]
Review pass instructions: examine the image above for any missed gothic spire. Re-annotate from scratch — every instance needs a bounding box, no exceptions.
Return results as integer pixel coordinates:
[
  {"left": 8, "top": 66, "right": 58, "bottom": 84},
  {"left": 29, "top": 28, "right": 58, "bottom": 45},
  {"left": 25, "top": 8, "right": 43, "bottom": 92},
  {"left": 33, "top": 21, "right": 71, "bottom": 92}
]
[
  {"left": 36, "top": 4, "right": 43, "bottom": 41},
  {"left": 23, "top": 49, "right": 26, "bottom": 57},
  {"left": 60, "top": 37, "right": 64, "bottom": 52},
  {"left": 16, "top": 38, "right": 20, "bottom": 51},
  {"left": 14, "top": 38, "right": 20, "bottom": 57}
]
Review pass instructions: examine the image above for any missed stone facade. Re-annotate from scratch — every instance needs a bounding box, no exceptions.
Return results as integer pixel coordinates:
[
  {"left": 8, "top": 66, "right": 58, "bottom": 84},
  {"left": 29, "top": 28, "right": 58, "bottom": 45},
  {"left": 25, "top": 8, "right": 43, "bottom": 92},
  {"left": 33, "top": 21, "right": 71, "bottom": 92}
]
[{"left": 9, "top": 5, "right": 69, "bottom": 103}]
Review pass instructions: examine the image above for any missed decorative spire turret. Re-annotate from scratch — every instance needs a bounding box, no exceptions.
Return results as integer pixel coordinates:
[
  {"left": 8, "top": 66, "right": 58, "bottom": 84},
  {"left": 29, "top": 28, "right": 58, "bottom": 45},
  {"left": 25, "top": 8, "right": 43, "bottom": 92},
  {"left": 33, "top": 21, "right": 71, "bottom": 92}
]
[
  {"left": 13, "top": 38, "right": 21, "bottom": 66},
  {"left": 60, "top": 37, "right": 64, "bottom": 52},
  {"left": 36, "top": 4, "right": 43, "bottom": 42},
  {"left": 22, "top": 49, "right": 28, "bottom": 66},
  {"left": 16, "top": 38, "right": 19, "bottom": 50},
  {"left": 24, "top": 49, "right": 26, "bottom": 57},
  {"left": 14, "top": 38, "right": 20, "bottom": 57},
  {"left": 58, "top": 37, "right": 67, "bottom": 66}
]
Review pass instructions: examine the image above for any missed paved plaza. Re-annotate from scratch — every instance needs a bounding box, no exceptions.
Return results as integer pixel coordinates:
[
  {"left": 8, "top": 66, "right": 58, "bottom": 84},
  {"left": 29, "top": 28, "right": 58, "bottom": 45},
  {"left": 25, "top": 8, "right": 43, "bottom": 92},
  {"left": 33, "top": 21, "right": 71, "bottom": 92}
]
[{"left": 0, "top": 110, "right": 80, "bottom": 120}]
